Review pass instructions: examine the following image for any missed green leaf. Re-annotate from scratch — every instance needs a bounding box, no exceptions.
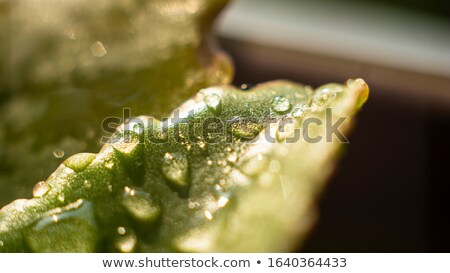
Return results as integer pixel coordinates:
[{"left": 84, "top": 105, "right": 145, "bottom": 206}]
[
  {"left": 0, "top": 79, "right": 369, "bottom": 252},
  {"left": 0, "top": 0, "right": 233, "bottom": 205}
]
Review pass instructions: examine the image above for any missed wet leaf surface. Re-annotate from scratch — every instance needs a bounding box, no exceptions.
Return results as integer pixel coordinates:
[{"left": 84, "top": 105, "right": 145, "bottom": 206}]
[{"left": 0, "top": 79, "right": 369, "bottom": 252}]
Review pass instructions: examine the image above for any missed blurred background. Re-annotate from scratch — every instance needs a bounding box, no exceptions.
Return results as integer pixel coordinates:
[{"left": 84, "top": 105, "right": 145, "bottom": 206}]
[{"left": 217, "top": 0, "right": 450, "bottom": 252}]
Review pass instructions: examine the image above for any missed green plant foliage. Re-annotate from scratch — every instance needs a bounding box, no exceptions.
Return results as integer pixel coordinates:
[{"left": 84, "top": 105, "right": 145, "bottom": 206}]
[
  {"left": 0, "top": 0, "right": 233, "bottom": 205},
  {"left": 0, "top": 79, "right": 369, "bottom": 252}
]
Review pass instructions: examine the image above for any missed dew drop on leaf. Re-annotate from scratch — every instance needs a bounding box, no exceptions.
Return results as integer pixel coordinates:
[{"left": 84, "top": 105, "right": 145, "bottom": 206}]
[
  {"left": 57, "top": 194, "right": 65, "bottom": 202},
  {"left": 204, "top": 93, "right": 221, "bottom": 113},
  {"left": 290, "top": 104, "right": 310, "bottom": 118},
  {"left": 83, "top": 180, "right": 92, "bottom": 188},
  {"left": 32, "top": 181, "right": 50, "bottom": 198},
  {"left": 64, "top": 153, "right": 96, "bottom": 172},
  {"left": 311, "top": 84, "right": 343, "bottom": 111},
  {"left": 271, "top": 96, "right": 292, "bottom": 114},
  {"left": 114, "top": 227, "right": 137, "bottom": 253},
  {"left": 217, "top": 196, "right": 229, "bottom": 208},
  {"left": 240, "top": 83, "right": 250, "bottom": 90},
  {"left": 226, "top": 152, "right": 238, "bottom": 163},
  {"left": 117, "top": 226, "right": 126, "bottom": 235},
  {"left": 230, "top": 118, "right": 263, "bottom": 140},
  {"left": 105, "top": 160, "right": 115, "bottom": 170},
  {"left": 198, "top": 141, "right": 206, "bottom": 149},
  {"left": 121, "top": 187, "right": 160, "bottom": 223},
  {"left": 162, "top": 152, "right": 190, "bottom": 188},
  {"left": 204, "top": 210, "right": 213, "bottom": 220}
]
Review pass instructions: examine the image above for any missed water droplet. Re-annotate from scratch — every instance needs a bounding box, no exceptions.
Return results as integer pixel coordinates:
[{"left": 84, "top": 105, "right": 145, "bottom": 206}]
[
  {"left": 64, "top": 153, "right": 96, "bottom": 172},
  {"left": 57, "top": 194, "right": 65, "bottom": 202},
  {"left": 226, "top": 152, "right": 238, "bottom": 163},
  {"left": 25, "top": 200, "right": 98, "bottom": 252},
  {"left": 204, "top": 94, "right": 221, "bottom": 113},
  {"left": 114, "top": 227, "right": 137, "bottom": 253},
  {"left": 53, "top": 149, "right": 65, "bottom": 159},
  {"left": 291, "top": 104, "right": 310, "bottom": 118},
  {"left": 117, "top": 226, "right": 126, "bottom": 235},
  {"left": 271, "top": 96, "right": 292, "bottom": 114},
  {"left": 90, "top": 41, "right": 107, "bottom": 57},
  {"left": 240, "top": 83, "right": 250, "bottom": 90},
  {"left": 33, "top": 181, "right": 50, "bottom": 198},
  {"left": 217, "top": 196, "right": 229, "bottom": 208},
  {"left": 230, "top": 118, "right": 263, "bottom": 140},
  {"left": 84, "top": 180, "right": 92, "bottom": 188},
  {"left": 162, "top": 152, "right": 190, "bottom": 188},
  {"left": 105, "top": 160, "right": 115, "bottom": 170},
  {"left": 174, "top": 227, "right": 214, "bottom": 252},
  {"left": 198, "top": 141, "right": 206, "bottom": 149},
  {"left": 207, "top": 159, "right": 213, "bottom": 166},
  {"left": 0, "top": 240, "right": 3, "bottom": 247},
  {"left": 311, "top": 84, "right": 343, "bottom": 111},
  {"left": 121, "top": 187, "right": 160, "bottom": 223},
  {"left": 214, "top": 184, "right": 223, "bottom": 193},
  {"left": 188, "top": 201, "right": 200, "bottom": 210},
  {"left": 204, "top": 210, "right": 213, "bottom": 220}
]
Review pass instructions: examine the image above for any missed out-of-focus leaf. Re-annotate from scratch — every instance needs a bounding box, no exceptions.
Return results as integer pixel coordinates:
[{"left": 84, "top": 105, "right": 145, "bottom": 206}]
[
  {"left": 0, "top": 79, "right": 369, "bottom": 252},
  {"left": 0, "top": 0, "right": 233, "bottom": 205}
]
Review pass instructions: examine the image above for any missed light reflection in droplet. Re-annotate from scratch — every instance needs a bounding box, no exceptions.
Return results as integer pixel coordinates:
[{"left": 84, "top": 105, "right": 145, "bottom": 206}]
[
  {"left": 204, "top": 210, "right": 213, "bottom": 220},
  {"left": 217, "top": 196, "right": 229, "bottom": 208},
  {"left": 84, "top": 180, "right": 92, "bottom": 188},
  {"left": 57, "top": 194, "right": 65, "bottom": 202},
  {"left": 271, "top": 96, "right": 292, "bottom": 114},
  {"left": 226, "top": 152, "right": 238, "bottom": 163},
  {"left": 33, "top": 181, "right": 49, "bottom": 198},
  {"left": 117, "top": 235, "right": 137, "bottom": 253},
  {"left": 117, "top": 226, "right": 126, "bottom": 235}
]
